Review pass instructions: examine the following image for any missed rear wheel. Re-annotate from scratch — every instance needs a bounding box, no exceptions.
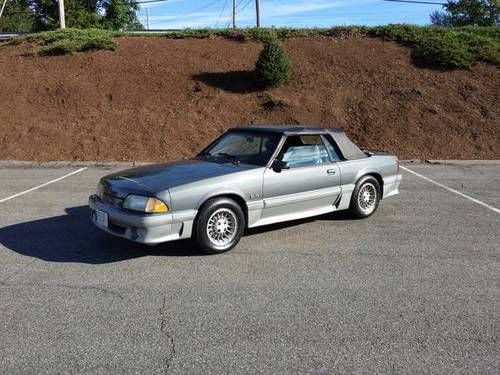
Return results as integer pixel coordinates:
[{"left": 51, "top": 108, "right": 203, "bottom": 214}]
[
  {"left": 193, "top": 197, "right": 245, "bottom": 254},
  {"left": 348, "top": 176, "right": 380, "bottom": 219}
]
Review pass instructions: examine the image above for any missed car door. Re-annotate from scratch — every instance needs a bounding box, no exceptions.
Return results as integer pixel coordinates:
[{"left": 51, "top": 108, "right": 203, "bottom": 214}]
[{"left": 261, "top": 134, "right": 341, "bottom": 222}]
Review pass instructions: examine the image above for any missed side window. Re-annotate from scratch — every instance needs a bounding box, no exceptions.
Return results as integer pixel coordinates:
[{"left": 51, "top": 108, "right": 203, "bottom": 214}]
[
  {"left": 322, "top": 135, "right": 342, "bottom": 161},
  {"left": 278, "top": 135, "right": 330, "bottom": 168}
]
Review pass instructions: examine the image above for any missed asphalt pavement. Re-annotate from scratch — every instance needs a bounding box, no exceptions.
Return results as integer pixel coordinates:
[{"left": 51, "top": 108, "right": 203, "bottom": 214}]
[{"left": 0, "top": 163, "right": 499, "bottom": 374}]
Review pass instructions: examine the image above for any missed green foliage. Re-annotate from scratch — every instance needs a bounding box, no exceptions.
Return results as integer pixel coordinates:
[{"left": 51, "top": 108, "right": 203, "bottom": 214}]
[
  {"left": 0, "top": 0, "right": 36, "bottom": 32},
  {"left": 164, "top": 28, "right": 230, "bottom": 39},
  {"left": 153, "top": 27, "right": 369, "bottom": 42},
  {"left": 371, "top": 24, "right": 500, "bottom": 68},
  {"left": 24, "top": 28, "right": 116, "bottom": 55},
  {"left": 430, "top": 0, "right": 499, "bottom": 27},
  {"left": 0, "top": 0, "right": 143, "bottom": 32},
  {"left": 102, "top": 0, "right": 142, "bottom": 30},
  {"left": 255, "top": 38, "right": 293, "bottom": 88}
]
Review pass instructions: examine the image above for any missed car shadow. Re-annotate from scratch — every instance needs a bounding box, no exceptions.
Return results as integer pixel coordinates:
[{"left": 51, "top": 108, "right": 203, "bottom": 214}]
[
  {"left": 192, "top": 71, "right": 261, "bottom": 93},
  {"left": 0, "top": 206, "right": 353, "bottom": 264},
  {"left": 0, "top": 206, "right": 198, "bottom": 264}
]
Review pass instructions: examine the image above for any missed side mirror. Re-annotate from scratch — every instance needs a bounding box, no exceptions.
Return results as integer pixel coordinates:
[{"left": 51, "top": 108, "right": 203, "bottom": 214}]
[{"left": 271, "top": 159, "right": 289, "bottom": 173}]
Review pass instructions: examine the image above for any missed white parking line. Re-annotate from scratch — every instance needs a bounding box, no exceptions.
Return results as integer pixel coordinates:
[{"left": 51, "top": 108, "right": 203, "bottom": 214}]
[
  {"left": 401, "top": 166, "right": 500, "bottom": 214},
  {"left": 0, "top": 167, "right": 88, "bottom": 204}
]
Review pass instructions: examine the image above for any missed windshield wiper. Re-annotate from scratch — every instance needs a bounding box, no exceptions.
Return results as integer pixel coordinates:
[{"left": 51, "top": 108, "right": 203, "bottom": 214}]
[{"left": 214, "top": 153, "right": 241, "bottom": 165}]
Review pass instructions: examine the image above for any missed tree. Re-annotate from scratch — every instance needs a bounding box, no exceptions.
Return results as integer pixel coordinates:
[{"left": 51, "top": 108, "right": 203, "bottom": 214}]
[
  {"left": 0, "top": 0, "right": 37, "bottom": 32},
  {"left": 0, "top": 0, "right": 142, "bottom": 31},
  {"left": 102, "top": 0, "right": 142, "bottom": 30},
  {"left": 431, "top": 0, "right": 499, "bottom": 26},
  {"left": 255, "top": 37, "right": 293, "bottom": 88}
]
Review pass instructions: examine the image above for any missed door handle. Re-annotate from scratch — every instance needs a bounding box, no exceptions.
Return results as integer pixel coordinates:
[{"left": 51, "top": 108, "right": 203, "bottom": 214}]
[{"left": 327, "top": 169, "right": 336, "bottom": 175}]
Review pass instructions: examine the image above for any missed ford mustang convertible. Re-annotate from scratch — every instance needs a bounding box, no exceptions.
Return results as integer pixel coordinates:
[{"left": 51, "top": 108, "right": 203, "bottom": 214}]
[{"left": 89, "top": 125, "right": 402, "bottom": 253}]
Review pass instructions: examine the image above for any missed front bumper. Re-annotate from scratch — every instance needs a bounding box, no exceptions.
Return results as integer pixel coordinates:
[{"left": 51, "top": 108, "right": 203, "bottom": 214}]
[{"left": 88, "top": 195, "right": 196, "bottom": 244}]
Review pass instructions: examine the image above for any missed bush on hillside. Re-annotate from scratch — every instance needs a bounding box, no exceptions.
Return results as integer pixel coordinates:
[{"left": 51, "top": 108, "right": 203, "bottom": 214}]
[
  {"left": 371, "top": 24, "right": 499, "bottom": 68},
  {"left": 19, "top": 28, "right": 116, "bottom": 55},
  {"left": 255, "top": 38, "right": 293, "bottom": 88}
]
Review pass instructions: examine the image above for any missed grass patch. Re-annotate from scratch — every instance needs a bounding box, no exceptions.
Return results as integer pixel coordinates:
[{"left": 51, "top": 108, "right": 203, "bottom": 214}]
[
  {"left": 140, "top": 26, "right": 369, "bottom": 42},
  {"left": 15, "top": 28, "right": 116, "bottom": 55},
  {"left": 370, "top": 24, "right": 500, "bottom": 68}
]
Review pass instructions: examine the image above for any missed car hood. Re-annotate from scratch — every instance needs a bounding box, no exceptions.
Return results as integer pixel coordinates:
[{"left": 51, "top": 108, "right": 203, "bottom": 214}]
[{"left": 101, "top": 159, "right": 256, "bottom": 198}]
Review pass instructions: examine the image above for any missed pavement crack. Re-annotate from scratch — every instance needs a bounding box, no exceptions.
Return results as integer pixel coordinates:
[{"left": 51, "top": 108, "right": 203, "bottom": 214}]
[{"left": 159, "top": 295, "right": 176, "bottom": 375}]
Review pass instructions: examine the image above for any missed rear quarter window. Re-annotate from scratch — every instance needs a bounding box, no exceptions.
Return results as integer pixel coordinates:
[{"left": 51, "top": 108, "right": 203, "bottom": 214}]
[{"left": 322, "top": 135, "right": 342, "bottom": 161}]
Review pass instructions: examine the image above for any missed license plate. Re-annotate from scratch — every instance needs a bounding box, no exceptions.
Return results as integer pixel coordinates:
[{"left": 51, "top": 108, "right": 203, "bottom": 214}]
[{"left": 96, "top": 210, "right": 108, "bottom": 228}]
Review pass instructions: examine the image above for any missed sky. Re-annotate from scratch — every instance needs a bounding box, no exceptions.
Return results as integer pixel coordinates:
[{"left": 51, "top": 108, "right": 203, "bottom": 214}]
[{"left": 137, "top": 0, "right": 447, "bottom": 30}]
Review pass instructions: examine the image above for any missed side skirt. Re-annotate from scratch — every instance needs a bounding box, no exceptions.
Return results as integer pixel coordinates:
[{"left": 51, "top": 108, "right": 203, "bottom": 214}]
[{"left": 248, "top": 194, "right": 345, "bottom": 229}]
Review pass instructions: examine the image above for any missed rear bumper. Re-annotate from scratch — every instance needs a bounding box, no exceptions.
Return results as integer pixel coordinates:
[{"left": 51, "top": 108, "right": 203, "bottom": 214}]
[
  {"left": 383, "top": 174, "right": 402, "bottom": 199},
  {"left": 88, "top": 195, "right": 196, "bottom": 244}
]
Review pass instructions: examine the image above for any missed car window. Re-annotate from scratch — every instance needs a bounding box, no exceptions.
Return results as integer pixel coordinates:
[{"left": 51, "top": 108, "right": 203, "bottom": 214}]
[
  {"left": 278, "top": 135, "right": 330, "bottom": 168},
  {"left": 201, "top": 131, "right": 280, "bottom": 166},
  {"left": 322, "top": 135, "right": 342, "bottom": 161}
]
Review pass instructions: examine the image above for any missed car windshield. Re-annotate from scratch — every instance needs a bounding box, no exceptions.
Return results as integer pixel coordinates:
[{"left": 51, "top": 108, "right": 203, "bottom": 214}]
[{"left": 198, "top": 131, "right": 281, "bottom": 166}]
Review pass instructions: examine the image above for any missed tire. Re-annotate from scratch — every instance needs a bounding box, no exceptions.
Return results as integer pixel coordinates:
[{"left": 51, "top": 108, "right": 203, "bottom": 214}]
[
  {"left": 193, "top": 197, "right": 245, "bottom": 254},
  {"left": 348, "top": 176, "right": 381, "bottom": 219}
]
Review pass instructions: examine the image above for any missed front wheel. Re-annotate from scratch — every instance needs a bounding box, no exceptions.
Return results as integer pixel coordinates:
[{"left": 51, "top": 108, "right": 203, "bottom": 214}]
[
  {"left": 193, "top": 197, "right": 245, "bottom": 254},
  {"left": 348, "top": 176, "right": 381, "bottom": 219}
]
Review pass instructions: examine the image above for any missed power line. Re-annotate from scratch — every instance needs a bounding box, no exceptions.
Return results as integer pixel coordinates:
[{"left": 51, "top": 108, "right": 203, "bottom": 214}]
[
  {"left": 168, "top": 0, "right": 220, "bottom": 17},
  {"left": 215, "top": 0, "right": 228, "bottom": 27},
  {"left": 133, "top": 0, "right": 171, "bottom": 4},
  {"left": 236, "top": 0, "right": 252, "bottom": 14},
  {"left": 139, "top": 0, "right": 221, "bottom": 26},
  {"left": 382, "top": 0, "right": 446, "bottom": 5}
]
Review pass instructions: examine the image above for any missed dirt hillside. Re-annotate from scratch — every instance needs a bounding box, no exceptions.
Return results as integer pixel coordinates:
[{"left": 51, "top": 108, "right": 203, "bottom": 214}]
[{"left": 0, "top": 36, "right": 498, "bottom": 161}]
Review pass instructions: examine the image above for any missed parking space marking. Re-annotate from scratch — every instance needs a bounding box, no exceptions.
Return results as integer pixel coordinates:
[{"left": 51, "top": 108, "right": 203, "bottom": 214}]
[
  {"left": 0, "top": 167, "right": 88, "bottom": 204},
  {"left": 401, "top": 166, "right": 500, "bottom": 214}
]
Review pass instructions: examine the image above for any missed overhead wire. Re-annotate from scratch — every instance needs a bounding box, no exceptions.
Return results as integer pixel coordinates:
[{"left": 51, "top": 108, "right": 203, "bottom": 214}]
[
  {"left": 236, "top": 0, "right": 252, "bottom": 15},
  {"left": 382, "top": 0, "right": 446, "bottom": 5},
  {"left": 215, "top": 0, "right": 228, "bottom": 28}
]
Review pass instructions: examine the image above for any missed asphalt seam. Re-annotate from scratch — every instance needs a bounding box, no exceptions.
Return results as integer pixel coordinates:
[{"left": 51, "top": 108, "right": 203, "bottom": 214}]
[{"left": 401, "top": 166, "right": 500, "bottom": 214}]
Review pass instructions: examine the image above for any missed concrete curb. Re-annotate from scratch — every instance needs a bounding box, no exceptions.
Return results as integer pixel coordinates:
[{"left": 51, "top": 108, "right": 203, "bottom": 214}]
[
  {"left": 401, "top": 160, "right": 500, "bottom": 166},
  {"left": 0, "top": 160, "right": 499, "bottom": 168}
]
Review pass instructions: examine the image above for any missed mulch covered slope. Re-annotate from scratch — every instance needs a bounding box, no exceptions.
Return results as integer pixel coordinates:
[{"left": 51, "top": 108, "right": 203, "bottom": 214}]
[{"left": 0, "top": 36, "right": 498, "bottom": 161}]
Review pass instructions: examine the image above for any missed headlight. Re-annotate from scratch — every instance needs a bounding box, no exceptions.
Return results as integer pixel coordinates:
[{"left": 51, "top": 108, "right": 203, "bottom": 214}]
[{"left": 122, "top": 195, "right": 168, "bottom": 213}]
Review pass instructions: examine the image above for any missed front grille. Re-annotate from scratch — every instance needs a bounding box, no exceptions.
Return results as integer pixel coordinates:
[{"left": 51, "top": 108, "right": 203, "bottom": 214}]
[{"left": 101, "top": 192, "right": 123, "bottom": 208}]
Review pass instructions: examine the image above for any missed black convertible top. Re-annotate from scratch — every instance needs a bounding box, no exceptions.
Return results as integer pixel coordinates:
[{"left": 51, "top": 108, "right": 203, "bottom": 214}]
[{"left": 234, "top": 125, "right": 368, "bottom": 160}]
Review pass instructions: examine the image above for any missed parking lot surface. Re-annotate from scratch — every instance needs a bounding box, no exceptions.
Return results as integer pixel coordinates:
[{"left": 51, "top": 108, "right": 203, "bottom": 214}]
[{"left": 0, "top": 163, "right": 499, "bottom": 374}]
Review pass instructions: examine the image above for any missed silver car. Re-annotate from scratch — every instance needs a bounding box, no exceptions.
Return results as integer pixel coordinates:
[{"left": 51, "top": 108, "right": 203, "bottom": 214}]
[{"left": 89, "top": 125, "right": 402, "bottom": 253}]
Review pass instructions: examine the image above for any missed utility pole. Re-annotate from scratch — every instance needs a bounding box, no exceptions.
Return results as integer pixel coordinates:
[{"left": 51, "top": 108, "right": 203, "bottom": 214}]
[
  {"left": 232, "top": 0, "right": 236, "bottom": 29},
  {"left": 255, "top": 0, "right": 260, "bottom": 28},
  {"left": 146, "top": 8, "right": 150, "bottom": 30},
  {"left": 58, "top": 0, "right": 66, "bottom": 29},
  {"left": 0, "top": 0, "right": 8, "bottom": 20}
]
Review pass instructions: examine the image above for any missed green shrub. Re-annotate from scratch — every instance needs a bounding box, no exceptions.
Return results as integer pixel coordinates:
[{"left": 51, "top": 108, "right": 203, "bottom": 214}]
[
  {"left": 19, "top": 28, "right": 116, "bottom": 55},
  {"left": 370, "top": 24, "right": 499, "bottom": 68},
  {"left": 413, "top": 36, "right": 475, "bottom": 68},
  {"left": 165, "top": 28, "right": 228, "bottom": 39},
  {"left": 255, "top": 38, "right": 292, "bottom": 88}
]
